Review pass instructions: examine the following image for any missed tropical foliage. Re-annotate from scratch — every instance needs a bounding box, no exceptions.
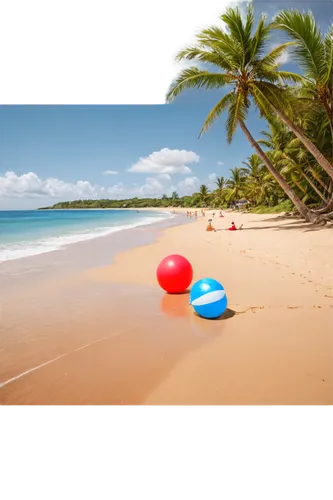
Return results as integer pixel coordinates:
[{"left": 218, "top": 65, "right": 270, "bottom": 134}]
[{"left": 165, "top": 4, "right": 333, "bottom": 223}]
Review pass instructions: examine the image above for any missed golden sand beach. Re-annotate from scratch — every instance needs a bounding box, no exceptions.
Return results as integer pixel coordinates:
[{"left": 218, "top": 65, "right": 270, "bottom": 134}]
[{"left": 0, "top": 210, "right": 332, "bottom": 405}]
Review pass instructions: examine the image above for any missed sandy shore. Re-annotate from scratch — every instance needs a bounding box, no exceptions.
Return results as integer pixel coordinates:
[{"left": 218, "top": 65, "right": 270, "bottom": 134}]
[{"left": 0, "top": 210, "right": 332, "bottom": 404}]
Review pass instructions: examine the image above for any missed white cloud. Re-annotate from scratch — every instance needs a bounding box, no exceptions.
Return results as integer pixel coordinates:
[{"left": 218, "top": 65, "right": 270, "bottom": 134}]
[
  {"left": 106, "top": 182, "right": 126, "bottom": 198},
  {"left": 0, "top": 171, "right": 98, "bottom": 199},
  {"left": 139, "top": 177, "right": 165, "bottom": 196},
  {"left": 103, "top": 170, "right": 118, "bottom": 175},
  {"left": 0, "top": 169, "right": 205, "bottom": 208},
  {"left": 128, "top": 148, "right": 199, "bottom": 174},
  {"left": 217, "top": 161, "right": 224, "bottom": 166},
  {"left": 107, "top": 174, "right": 199, "bottom": 199},
  {"left": 208, "top": 173, "right": 217, "bottom": 181},
  {"left": 156, "top": 173, "right": 172, "bottom": 181},
  {"left": 177, "top": 176, "right": 200, "bottom": 195},
  {"left": 107, "top": 175, "right": 172, "bottom": 198}
]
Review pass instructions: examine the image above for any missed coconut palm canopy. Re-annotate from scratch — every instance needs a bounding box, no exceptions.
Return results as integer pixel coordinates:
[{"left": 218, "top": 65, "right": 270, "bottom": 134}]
[{"left": 166, "top": 3, "right": 333, "bottom": 223}]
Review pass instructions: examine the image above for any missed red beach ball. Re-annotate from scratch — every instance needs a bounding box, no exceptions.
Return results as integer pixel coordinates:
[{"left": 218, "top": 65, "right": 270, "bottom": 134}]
[{"left": 156, "top": 254, "right": 193, "bottom": 294}]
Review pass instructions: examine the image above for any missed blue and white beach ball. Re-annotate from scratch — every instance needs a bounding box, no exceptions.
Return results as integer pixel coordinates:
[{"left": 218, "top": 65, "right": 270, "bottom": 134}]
[{"left": 189, "top": 278, "right": 227, "bottom": 319}]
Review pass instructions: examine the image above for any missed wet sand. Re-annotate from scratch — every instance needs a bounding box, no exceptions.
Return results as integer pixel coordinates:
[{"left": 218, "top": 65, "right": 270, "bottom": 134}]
[
  {"left": 0, "top": 210, "right": 332, "bottom": 405},
  {"left": 0, "top": 283, "right": 218, "bottom": 405}
]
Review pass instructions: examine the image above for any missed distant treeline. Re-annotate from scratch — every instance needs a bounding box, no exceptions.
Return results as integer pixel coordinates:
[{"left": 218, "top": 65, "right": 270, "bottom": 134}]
[
  {"left": 39, "top": 186, "right": 296, "bottom": 212},
  {"left": 39, "top": 194, "right": 198, "bottom": 210}
]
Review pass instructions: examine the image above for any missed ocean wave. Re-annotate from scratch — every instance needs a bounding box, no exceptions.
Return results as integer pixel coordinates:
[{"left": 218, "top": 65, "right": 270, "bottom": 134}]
[{"left": 0, "top": 213, "right": 173, "bottom": 263}]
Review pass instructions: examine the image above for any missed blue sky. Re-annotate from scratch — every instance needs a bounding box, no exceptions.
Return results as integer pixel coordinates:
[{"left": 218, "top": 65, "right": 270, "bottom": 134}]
[{"left": 0, "top": 0, "right": 332, "bottom": 209}]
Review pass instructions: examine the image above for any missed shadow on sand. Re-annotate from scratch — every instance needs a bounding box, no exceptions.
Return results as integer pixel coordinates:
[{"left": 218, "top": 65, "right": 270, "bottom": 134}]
[
  {"left": 242, "top": 217, "right": 332, "bottom": 233},
  {"left": 194, "top": 308, "right": 236, "bottom": 321},
  {"left": 160, "top": 292, "right": 236, "bottom": 322}
]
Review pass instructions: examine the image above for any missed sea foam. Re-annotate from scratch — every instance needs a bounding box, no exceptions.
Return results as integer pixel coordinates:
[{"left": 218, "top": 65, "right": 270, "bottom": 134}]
[{"left": 0, "top": 213, "right": 173, "bottom": 263}]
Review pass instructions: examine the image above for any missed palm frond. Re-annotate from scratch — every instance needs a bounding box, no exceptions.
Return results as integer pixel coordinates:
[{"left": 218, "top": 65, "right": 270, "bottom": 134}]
[
  {"left": 253, "top": 42, "right": 295, "bottom": 68},
  {"left": 199, "top": 91, "right": 235, "bottom": 137},
  {"left": 175, "top": 45, "right": 235, "bottom": 72},
  {"left": 276, "top": 71, "right": 304, "bottom": 84},
  {"left": 321, "top": 24, "right": 333, "bottom": 85},
  {"left": 197, "top": 26, "right": 243, "bottom": 68},
  {"left": 252, "top": 81, "right": 294, "bottom": 116},
  {"left": 257, "top": 139, "right": 273, "bottom": 148},
  {"left": 288, "top": 137, "right": 302, "bottom": 148},
  {"left": 220, "top": 7, "right": 249, "bottom": 62},
  {"left": 249, "top": 13, "right": 271, "bottom": 62},
  {"left": 166, "top": 68, "right": 232, "bottom": 102},
  {"left": 273, "top": 9, "right": 324, "bottom": 80},
  {"left": 260, "top": 130, "right": 272, "bottom": 139},
  {"left": 249, "top": 83, "right": 276, "bottom": 118},
  {"left": 226, "top": 92, "right": 249, "bottom": 143}
]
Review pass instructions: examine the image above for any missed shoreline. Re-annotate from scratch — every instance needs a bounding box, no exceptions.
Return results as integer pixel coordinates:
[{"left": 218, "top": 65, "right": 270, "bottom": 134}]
[
  {"left": 0, "top": 208, "right": 184, "bottom": 266},
  {"left": 0, "top": 211, "right": 191, "bottom": 297},
  {"left": 1, "top": 210, "right": 332, "bottom": 405}
]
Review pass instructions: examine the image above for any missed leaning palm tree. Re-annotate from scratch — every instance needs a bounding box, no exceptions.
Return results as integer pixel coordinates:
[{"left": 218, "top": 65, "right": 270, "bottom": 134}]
[{"left": 166, "top": 4, "right": 324, "bottom": 222}]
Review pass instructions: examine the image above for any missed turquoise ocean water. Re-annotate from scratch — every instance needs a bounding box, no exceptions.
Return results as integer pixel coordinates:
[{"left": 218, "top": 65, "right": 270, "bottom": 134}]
[{"left": 0, "top": 209, "right": 172, "bottom": 262}]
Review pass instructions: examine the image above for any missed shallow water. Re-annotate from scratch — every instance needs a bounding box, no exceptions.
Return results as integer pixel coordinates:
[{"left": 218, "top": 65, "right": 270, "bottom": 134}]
[{"left": 0, "top": 209, "right": 172, "bottom": 262}]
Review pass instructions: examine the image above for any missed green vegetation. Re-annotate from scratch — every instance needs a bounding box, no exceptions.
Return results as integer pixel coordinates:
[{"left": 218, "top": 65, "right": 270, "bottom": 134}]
[
  {"left": 249, "top": 200, "right": 294, "bottom": 214},
  {"left": 41, "top": 5, "right": 333, "bottom": 220},
  {"left": 166, "top": 4, "right": 333, "bottom": 223},
  {"left": 39, "top": 158, "right": 297, "bottom": 212}
]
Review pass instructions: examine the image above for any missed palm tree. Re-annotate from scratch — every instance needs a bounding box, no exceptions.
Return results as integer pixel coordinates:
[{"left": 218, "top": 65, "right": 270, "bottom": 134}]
[
  {"left": 166, "top": 4, "right": 323, "bottom": 222},
  {"left": 257, "top": 117, "right": 329, "bottom": 201},
  {"left": 266, "top": 10, "right": 333, "bottom": 183},
  {"left": 211, "top": 176, "right": 226, "bottom": 207},
  {"left": 242, "top": 154, "right": 278, "bottom": 205},
  {"left": 242, "top": 154, "right": 264, "bottom": 179},
  {"left": 226, "top": 167, "right": 247, "bottom": 202},
  {"left": 215, "top": 176, "right": 226, "bottom": 191},
  {"left": 274, "top": 10, "right": 333, "bottom": 134},
  {"left": 196, "top": 184, "right": 211, "bottom": 206},
  {"left": 171, "top": 190, "right": 179, "bottom": 203}
]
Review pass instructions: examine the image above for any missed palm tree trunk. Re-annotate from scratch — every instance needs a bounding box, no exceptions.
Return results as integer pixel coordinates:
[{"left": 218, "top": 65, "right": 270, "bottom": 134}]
[
  {"left": 312, "top": 181, "right": 333, "bottom": 213},
  {"left": 282, "top": 155, "right": 327, "bottom": 201},
  {"left": 301, "top": 171, "right": 328, "bottom": 203},
  {"left": 308, "top": 166, "right": 327, "bottom": 190},
  {"left": 323, "top": 100, "right": 333, "bottom": 139},
  {"left": 238, "top": 119, "right": 323, "bottom": 223},
  {"left": 314, "top": 190, "right": 333, "bottom": 214},
  {"left": 272, "top": 107, "right": 333, "bottom": 180}
]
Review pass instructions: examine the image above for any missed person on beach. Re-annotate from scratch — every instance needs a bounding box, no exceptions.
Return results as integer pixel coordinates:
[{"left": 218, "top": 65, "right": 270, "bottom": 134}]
[
  {"left": 219, "top": 210, "right": 224, "bottom": 218},
  {"left": 206, "top": 219, "right": 215, "bottom": 232},
  {"left": 227, "top": 221, "right": 243, "bottom": 231}
]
